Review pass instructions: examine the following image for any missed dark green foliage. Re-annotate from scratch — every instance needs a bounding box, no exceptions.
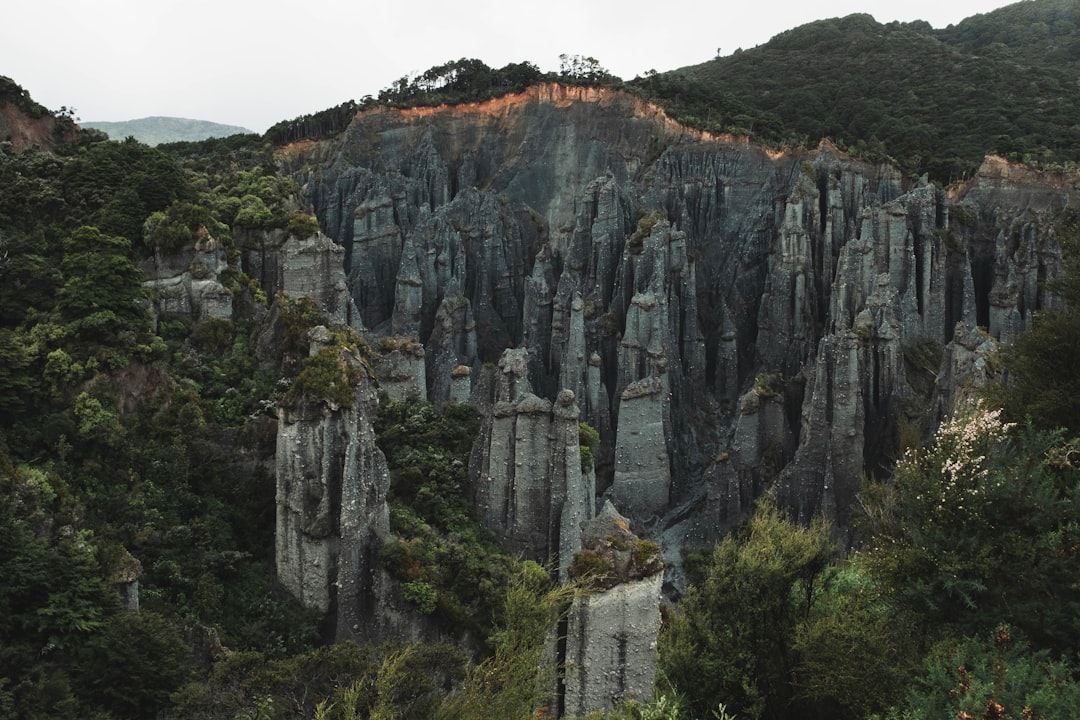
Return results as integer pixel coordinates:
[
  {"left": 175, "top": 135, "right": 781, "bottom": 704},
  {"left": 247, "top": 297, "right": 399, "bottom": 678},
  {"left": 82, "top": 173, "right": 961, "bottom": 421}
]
[
  {"left": 435, "top": 561, "right": 572, "bottom": 720},
  {"left": 159, "top": 133, "right": 273, "bottom": 184},
  {"left": 0, "top": 328, "right": 39, "bottom": 415},
  {"left": 61, "top": 137, "right": 193, "bottom": 228},
  {"left": 0, "top": 461, "right": 121, "bottom": 718},
  {"left": 57, "top": 226, "right": 148, "bottom": 338},
  {"left": 859, "top": 406, "right": 1080, "bottom": 653},
  {"left": 70, "top": 610, "right": 194, "bottom": 719},
  {"left": 287, "top": 343, "right": 366, "bottom": 408},
  {"left": 0, "top": 109, "right": 328, "bottom": 719},
  {"left": 568, "top": 548, "right": 610, "bottom": 579},
  {"left": 579, "top": 421, "right": 600, "bottom": 473},
  {"left": 266, "top": 58, "right": 547, "bottom": 147},
  {"left": 558, "top": 54, "right": 616, "bottom": 84},
  {"left": 221, "top": 170, "right": 299, "bottom": 231},
  {"left": 375, "top": 396, "right": 515, "bottom": 635},
  {"left": 633, "top": 3, "right": 1080, "bottom": 180},
  {"left": 0, "top": 75, "right": 52, "bottom": 119},
  {"left": 142, "top": 200, "right": 219, "bottom": 251},
  {"left": 377, "top": 58, "right": 546, "bottom": 109},
  {"left": 286, "top": 211, "right": 319, "bottom": 238},
  {"left": 276, "top": 294, "right": 326, "bottom": 373},
  {"left": 895, "top": 629, "right": 1080, "bottom": 720},
  {"left": 265, "top": 100, "right": 361, "bottom": 146},
  {"left": 791, "top": 561, "right": 923, "bottom": 719},
  {"left": 173, "top": 641, "right": 464, "bottom": 720},
  {"left": 998, "top": 308, "right": 1080, "bottom": 433},
  {"left": 376, "top": 395, "right": 481, "bottom": 464},
  {"left": 659, "top": 500, "right": 834, "bottom": 720}
]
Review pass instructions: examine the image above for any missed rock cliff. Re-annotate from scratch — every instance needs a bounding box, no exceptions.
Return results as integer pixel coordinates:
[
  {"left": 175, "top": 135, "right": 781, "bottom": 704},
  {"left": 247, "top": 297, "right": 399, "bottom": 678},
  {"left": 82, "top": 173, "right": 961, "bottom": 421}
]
[
  {"left": 470, "top": 348, "right": 594, "bottom": 578},
  {"left": 274, "top": 327, "right": 393, "bottom": 643},
  {"left": 266, "top": 83, "right": 1079, "bottom": 717},
  {"left": 561, "top": 502, "right": 664, "bottom": 716},
  {"left": 293, "top": 85, "right": 1073, "bottom": 563}
]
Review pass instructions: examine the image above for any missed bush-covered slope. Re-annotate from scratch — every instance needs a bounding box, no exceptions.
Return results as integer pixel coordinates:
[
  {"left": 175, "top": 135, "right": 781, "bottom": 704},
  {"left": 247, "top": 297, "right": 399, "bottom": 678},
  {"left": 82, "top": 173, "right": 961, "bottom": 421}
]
[{"left": 632, "top": 0, "right": 1080, "bottom": 180}]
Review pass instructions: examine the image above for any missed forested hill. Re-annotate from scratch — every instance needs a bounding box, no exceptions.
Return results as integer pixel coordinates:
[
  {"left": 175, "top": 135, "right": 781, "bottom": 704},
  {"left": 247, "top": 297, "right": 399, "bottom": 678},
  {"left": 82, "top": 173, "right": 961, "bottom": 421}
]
[
  {"left": 258, "top": 1, "right": 1079, "bottom": 184},
  {"left": 631, "top": 0, "right": 1080, "bottom": 181},
  {"left": 3, "top": 2, "right": 1080, "bottom": 718}
]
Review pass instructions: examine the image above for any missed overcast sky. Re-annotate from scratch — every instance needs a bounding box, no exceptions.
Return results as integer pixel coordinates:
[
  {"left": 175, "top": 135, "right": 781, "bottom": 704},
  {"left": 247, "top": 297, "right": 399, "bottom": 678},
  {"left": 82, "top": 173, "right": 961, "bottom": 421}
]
[{"left": 2, "top": 0, "right": 1019, "bottom": 133}]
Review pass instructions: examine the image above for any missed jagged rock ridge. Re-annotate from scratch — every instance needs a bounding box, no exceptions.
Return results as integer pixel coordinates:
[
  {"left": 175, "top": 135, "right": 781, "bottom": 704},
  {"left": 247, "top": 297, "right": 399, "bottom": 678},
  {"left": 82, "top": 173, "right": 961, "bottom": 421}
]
[
  {"left": 259, "top": 84, "right": 1076, "bottom": 717},
  {"left": 292, "top": 83, "right": 1072, "bottom": 541}
]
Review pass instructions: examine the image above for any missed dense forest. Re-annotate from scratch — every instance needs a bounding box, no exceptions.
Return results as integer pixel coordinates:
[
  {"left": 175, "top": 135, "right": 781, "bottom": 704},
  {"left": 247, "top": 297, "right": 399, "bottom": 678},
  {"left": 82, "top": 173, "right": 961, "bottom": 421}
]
[
  {"left": 634, "top": 0, "right": 1080, "bottom": 182},
  {"left": 3, "top": 1, "right": 1080, "bottom": 718}
]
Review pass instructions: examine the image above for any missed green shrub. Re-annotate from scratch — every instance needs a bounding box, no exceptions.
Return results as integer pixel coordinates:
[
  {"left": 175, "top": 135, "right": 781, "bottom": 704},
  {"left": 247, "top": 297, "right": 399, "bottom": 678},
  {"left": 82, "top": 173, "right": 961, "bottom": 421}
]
[
  {"left": 628, "top": 210, "right": 665, "bottom": 253},
  {"left": 631, "top": 538, "right": 660, "bottom": 568},
  {"left": 569, "top": 548, "right": 613, "bottom": 581},
  {"left": 579, "top": 422, "right": 600, "bottom": 474},
  {"left": 286, "top": 212, "right": 319, "bottom": 238},
  {"left": 287, "top": 345, "right": 365, "bottom": 408},
  {"left": 402, "top": 581, "right": 439, "bottom": 614}
]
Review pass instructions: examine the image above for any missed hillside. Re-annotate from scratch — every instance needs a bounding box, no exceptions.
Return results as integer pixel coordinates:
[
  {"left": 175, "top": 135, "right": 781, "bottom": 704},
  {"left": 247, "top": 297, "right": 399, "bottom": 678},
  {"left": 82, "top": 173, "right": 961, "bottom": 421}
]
[
  {"left": 0, "top": 75, "right": 79, "bottom": 152},
  {"left": 80, "top": 116, "right": 253, "bottom": 145},
  {"left": 633, "top": 0, "right": 1080, "bottom": 180},
  {"left": 3, "top": 3, "right": 1080, "bottom": 718}
]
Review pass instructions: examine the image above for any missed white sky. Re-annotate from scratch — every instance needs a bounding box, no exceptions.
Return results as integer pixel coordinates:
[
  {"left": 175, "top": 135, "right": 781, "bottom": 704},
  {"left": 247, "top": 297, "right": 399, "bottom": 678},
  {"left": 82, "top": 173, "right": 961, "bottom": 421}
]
[{"left": 2, "top": 0, "right": 1019, "bottom": 133}]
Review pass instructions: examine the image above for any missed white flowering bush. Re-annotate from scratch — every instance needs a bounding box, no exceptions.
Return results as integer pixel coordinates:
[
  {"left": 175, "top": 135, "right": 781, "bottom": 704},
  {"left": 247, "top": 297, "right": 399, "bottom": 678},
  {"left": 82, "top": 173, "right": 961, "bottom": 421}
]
[
  {"left": 899, "top": 401, "right": 1016, "bottom": 524},
  {"left": 862, "top": 400, "right": 1080, "bottom": 647}
]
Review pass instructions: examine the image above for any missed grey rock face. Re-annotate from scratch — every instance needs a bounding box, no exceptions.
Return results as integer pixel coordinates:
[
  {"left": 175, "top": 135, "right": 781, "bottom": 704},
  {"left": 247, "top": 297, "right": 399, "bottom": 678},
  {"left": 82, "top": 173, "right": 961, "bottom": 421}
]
[
  {"left": 371, "top": 336, "right": 427, "bottom": 402},
  {"left": 292, "top": 84, "right": 1075, "bottom": 555},
  {"left": 470, "top": 350, "right": 593, "bottom": 575},
  {"left": 267, "top": 235, "right": 404, "bottom": 642},
  {"left": 610, "top": 376, "right": 671, "bottom": 518},
  {"left": 563, "top": 573, "right": 663, "bottom": 716},
  {"left": 255, "top": 87, "right": 1080, "bottom": 720},
  {"left": 275, "top": 336, "right": 391, "bottom": 642},
  {"left": 562, "top": 501, "right": 663, "bottom": 716},
  {"left": 280, "top": 232, "right": 363, "bottom": 330},
  {"left": 142, "top": 231, "right": 233, "bottom": 323}
]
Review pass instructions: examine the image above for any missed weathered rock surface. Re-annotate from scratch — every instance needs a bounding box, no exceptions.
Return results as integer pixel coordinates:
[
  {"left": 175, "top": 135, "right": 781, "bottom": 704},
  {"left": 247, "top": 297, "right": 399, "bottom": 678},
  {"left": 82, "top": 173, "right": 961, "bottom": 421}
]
[
  {"left": 274, "top": 329, "right": 392, "bottom": 642},
  {"left": 278, "top": 85, "right": 1080, "bottom": 669},
  {"left": 142, "top": 229, "right": 234, "bottom": 323},
  {"left": 289, "top": 87, "right": 1080, "bottom": 552},
  {"left": 562, "top": 502, "right": 663, "bottom": 716},
  {"left": 470, "top": 349, "right": 593, "bottom": 575},
  {"left": 288, "top": 83, "right": 1077, "bottom": 593},
  {"left": 230, "top": 85, "right": 1080, "bottom": 720}
]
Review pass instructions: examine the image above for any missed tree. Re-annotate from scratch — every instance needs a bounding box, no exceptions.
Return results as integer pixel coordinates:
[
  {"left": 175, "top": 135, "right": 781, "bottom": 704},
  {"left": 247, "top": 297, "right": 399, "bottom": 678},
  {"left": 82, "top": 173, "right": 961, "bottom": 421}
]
[
  {"left": 56, "top": 226, "right": 148, "bottom": 341},
  {"left": 658, "top": 500, "right": 834, "bottom": 720},
  {"left": 435, "top": 561, "right": 573, "bottom": 720},
  {"left": 558, "top": 54, "right": 616, "bottom": 84},
  {"left": 894, "top": 628, "right": 1080, "bottom": 720},
  {"left": 141, "top": 200, "right": 217, "bottom": 251},
  {"left": 860, "top": 401, "right": 1080, "bottom": 653},
  {"left": 0, "top": 329, "right": 38, "bottom": 416},
  {"left": 791, "top": 560, "right": 923, "bottom": 719},
  {"left": 71, "top": 610, "right": 194, "bottom": 719}
]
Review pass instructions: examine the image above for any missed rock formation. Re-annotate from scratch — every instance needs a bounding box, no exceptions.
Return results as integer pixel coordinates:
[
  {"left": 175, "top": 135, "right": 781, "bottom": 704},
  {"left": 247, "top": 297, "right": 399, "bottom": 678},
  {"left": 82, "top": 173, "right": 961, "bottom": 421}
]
[
  {"left": 271, "top": 85, "right": 1078, "bottom": 715},
  {"left": 142, "top": 227, "right": 234, "bottom": 324},
  {"left": 562, "top": 502, "right": 664, "bottom": 717},
  {"left": 291, "top": 84, "right": 1075, "bottom": 559},
  {"left": 470, "top": 349, "right": 594, "bottom": 577},
  {"left": 274, "top": 327, "right": 392, "bottom": 642}
]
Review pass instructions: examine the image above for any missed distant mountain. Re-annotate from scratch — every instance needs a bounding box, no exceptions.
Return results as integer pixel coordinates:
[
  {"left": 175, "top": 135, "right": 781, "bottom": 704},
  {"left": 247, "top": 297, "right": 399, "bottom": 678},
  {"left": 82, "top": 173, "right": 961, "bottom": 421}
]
[{"left": 80, "top": 116, "right": 253, "bottom": 145}]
